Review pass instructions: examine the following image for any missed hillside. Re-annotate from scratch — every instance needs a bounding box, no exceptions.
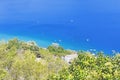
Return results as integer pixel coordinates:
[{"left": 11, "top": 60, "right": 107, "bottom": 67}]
[{"left": 0, "top": 38, "right": 120, "bottom": 80}]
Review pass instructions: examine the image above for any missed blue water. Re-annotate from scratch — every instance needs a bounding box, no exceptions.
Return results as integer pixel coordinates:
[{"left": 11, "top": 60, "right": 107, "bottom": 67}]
[
  {"left": 0, "top": 0, "right": 120, "bottom": 54},
  {"left": 0, "top": 23, "right": 120, "bottom": 55}
]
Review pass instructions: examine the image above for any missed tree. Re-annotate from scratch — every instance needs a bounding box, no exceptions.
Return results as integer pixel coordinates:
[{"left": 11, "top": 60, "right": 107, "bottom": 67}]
[{"left": 50, "top": 52, "right": 120, "bottom": 80}]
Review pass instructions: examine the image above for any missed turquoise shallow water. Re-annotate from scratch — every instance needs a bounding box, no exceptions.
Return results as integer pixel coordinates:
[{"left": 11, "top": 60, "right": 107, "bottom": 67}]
[
  {"left": 0, "top": 33, "right": 77, "bottom": 50},
  {"left": 0, "top": 33, "right": 52, "bottom": 48},
  {"left": 0, "top": 25, "right": 119, "bottom": 56}
]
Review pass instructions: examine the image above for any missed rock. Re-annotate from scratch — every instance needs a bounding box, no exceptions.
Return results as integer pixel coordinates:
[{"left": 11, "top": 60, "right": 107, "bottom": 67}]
[{"left": 62, "top": 53, "right": 78, "bottom": 64}]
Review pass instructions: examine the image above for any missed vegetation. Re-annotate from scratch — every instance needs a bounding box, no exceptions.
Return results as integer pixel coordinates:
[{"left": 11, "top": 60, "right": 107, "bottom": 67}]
[
  {"left": 0, "top": 38, "right": 120, "bottom": 80},
  {"left": 50, "top": 52, "right": 120, "bottom": 80},
  {"left": 47, "top": 43, "right": 72, "bottom": 56},
  {"left": 0, "top": 39, "right": 68, "bottom": 80}
]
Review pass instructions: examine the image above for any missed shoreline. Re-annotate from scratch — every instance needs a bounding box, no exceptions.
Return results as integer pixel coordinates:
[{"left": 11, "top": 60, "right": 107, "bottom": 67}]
[{"left": 0, "top": 33, "right": 118, "bottom": 55}]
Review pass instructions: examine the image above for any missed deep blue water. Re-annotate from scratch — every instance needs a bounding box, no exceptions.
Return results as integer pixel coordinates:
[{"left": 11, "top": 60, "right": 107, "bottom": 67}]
[{"left": 0, "top": 0, "right": 120, "bottom": 54}]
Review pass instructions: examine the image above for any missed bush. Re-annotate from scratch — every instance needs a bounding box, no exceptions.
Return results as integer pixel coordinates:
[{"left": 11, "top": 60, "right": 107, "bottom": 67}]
[
  {"left": 0, "top": 39, "right": 68, "bottom": 80},
  {"left": 50, "top": 52, "right": 120, "bottom": 80}
]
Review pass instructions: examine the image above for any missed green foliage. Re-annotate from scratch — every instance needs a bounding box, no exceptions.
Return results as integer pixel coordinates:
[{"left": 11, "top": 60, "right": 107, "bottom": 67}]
[
  {"left": 7, "top": 38, "right": 20, "bottom": 49},
  {"left": 1, "top": 38, "right": 120, "bottom": 80},
  {"left": 47, "top": 45, "right": 71, "bottom": 56},
  {"left": 0, "top": 39, "right": 68, "bottom": 80},
  {"left": 10, "top": 50, "right": 48, "bottom": 80},
  {"left": 0, "top": 69, "right": 7, "bottom": 80},
  {"left": 48, "top": 45, "right": 64, "bottom": 52},
  {"left": 50, "top": 52, "right": 120, "bottom": 80}
]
